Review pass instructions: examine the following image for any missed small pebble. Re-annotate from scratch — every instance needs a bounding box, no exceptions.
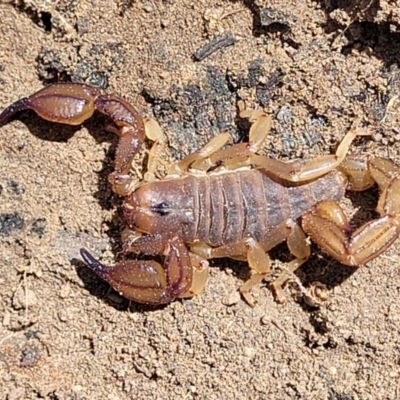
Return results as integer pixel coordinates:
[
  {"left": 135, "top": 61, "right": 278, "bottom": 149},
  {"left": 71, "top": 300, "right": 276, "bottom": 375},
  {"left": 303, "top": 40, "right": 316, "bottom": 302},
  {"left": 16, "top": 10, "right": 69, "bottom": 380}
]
[
  {"left": 59, "top": 283, "right": 71, "bottom": 299},
  {"left": 222, "top": 291, "right": 240, "bottom": 306},
  {"left": 58, "top": 309, "right": 69, "bottom": 322},
  {"left": 161, "top": 19, "right": 169, "bottom": 28},
  {"left": 7, "top": 388, "right": 25, "bottom": 400},
  {"left": 244, "top": 347, "right": 255, "bottom": 358},
  {"left": 2, "top": 310, "right": 11, "bottom": 327},
  {"left": 12, "top": 287, "right": 38, "bottom": 309},
  {"left": 159, "top": 71, "right": 170, "bottom": 79}
]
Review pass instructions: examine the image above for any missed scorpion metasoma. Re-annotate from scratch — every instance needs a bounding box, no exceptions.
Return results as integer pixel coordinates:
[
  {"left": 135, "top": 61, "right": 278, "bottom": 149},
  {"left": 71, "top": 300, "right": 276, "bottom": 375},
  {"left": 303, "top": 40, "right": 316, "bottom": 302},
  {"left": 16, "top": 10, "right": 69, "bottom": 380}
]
[{"left": 1, "top": 83, "right": 400, "bottom": 306}]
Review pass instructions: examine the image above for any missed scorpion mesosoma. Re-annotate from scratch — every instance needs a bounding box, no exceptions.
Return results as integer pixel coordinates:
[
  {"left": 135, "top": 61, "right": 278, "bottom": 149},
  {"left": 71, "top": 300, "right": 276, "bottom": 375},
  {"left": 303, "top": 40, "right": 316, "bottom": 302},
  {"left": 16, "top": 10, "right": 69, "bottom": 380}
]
[{"left": 1, "top": 83, "right": 400, "bottom": 306}]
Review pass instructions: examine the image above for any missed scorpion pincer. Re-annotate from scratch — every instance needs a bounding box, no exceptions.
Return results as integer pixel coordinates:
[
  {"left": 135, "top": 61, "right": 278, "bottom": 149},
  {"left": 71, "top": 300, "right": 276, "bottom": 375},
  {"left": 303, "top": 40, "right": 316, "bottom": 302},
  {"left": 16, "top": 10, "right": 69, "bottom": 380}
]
[{"left": 1, "top": 82, "right": 400, "bottom": 306}]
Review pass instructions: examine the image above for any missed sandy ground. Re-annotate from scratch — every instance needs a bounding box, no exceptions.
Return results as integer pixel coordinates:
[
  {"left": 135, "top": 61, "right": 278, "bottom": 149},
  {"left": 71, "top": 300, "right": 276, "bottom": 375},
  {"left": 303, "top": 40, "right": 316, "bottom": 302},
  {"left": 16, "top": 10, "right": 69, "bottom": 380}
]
[{"left": 1, "top": 0, "right": 400, "bottom": 399}]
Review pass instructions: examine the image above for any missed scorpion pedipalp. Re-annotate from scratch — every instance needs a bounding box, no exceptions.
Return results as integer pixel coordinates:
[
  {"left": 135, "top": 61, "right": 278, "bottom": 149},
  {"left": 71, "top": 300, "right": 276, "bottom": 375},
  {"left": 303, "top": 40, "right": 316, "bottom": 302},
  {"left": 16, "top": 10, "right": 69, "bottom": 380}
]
[
  {"left": 0, "top": 83, "right": 146, "bottom": 196},
  {"left": 80, "top": 234, "right": 195, "bottom": 305}
]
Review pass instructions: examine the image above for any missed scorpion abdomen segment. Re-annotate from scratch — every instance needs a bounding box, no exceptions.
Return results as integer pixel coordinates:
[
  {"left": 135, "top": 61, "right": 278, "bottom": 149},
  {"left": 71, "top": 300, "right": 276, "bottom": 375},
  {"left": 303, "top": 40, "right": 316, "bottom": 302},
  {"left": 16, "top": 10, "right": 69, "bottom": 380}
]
[
  {"left": 195, "top": 171, "right": 284, "bottom": 246},
  {"left": 193, "top": 170, "right": 347, "bottom": 247}
]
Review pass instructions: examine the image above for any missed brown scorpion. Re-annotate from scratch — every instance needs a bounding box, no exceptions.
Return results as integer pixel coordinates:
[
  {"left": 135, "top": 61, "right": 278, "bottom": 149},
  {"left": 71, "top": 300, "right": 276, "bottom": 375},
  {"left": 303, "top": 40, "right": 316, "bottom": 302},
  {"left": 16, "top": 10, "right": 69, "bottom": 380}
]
[{"left": 1, "top": 82, "right": 400, "bottom": 306}]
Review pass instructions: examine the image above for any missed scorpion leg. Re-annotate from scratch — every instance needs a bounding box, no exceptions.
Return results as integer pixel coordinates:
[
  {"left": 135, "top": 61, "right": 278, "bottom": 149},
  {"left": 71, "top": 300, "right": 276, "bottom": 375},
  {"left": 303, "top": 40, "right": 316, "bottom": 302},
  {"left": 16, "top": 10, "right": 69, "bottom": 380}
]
[
  {"left": 166, "top": 101, "right": 272, "bottom": 175},
  {"left": 246, "top": 127, "right": 371, "bottom": 183},
  {"left": 0, "top": 83, "right": 146, "bottom": 196},
  {"left": 270, "top": 221, "right": 311, "bottom": 303},
  {"left": 143, "top": 118, "right": 234, "bottom": 177},
  {"left": 302, "top": 157, "right": 400, "bottom": 266},
  {"left": 80, "top": 235, "right": 199, "bottom": 305},
  {"left": 239, "top": 239, "right": 273, "bottom": 306},
  {"left": 237, "top": 100, "right": 273, "bottom": 152},
  {"left": 167, "top": 132, "right": 232, "bottom": 175},
  {"left": 143, "top": 118, "right": 167, "bottom": 182},
  {"left": 338, "top": 155, "right": 376, "bottom": 191},
  {"left": 189, "top": 103, "right": 273, "bottom": 172},
  {"left": 190, "top": 239, "right": 272, "bottom": 306},
  {"left": 205, "top": 117, "right": 371, "bottom": 183},
  {"left": 190, "top": 219, "right": 310, "bottom": 305},
  {"left": 187, "top": 104, "right": 367, "bottom": 184},
  {"left": 149, "top": 101, "right": 271, "bottom": 176},
  {"left": 179, "top": 253, "right": 210, "bottom": 298}
]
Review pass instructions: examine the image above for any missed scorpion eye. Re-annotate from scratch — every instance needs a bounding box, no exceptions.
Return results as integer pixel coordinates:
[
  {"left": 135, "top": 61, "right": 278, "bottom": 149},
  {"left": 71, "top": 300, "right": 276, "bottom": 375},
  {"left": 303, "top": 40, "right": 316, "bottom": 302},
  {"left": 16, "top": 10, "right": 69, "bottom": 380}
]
[{"left": 152, "top": 202, "right": 170, "bottom": 216}]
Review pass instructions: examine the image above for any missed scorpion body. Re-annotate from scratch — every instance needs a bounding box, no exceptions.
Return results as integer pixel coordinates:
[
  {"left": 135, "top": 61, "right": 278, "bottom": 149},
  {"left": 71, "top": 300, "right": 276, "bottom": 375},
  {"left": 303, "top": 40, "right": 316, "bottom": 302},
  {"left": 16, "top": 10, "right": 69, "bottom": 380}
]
[
  {"left": 2, "top": 82, "right": 400, "bottom": 306},
  {"left": 126, "top": 169, "right": 346, "bottom": 247}
]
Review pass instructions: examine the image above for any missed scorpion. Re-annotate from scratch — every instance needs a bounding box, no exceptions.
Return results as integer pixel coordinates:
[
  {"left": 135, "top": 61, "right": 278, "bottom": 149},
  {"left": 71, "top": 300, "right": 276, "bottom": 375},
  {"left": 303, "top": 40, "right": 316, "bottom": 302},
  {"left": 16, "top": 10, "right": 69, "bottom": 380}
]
[{"left": 1, "top": 82, "right": 400, "bottom": 306}]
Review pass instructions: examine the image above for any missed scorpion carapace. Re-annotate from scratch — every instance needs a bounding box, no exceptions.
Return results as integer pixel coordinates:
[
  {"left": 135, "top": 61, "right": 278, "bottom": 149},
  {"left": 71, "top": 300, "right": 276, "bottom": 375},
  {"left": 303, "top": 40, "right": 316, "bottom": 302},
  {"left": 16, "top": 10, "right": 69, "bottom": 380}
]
[{"left": 1, "top": 82, "right": 400, "bottom": 306}]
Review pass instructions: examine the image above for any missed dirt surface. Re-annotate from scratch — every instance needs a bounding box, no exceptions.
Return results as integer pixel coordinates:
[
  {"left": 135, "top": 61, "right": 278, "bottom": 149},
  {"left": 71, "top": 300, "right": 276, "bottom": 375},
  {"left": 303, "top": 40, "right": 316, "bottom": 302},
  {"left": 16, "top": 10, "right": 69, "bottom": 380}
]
[{"left": 1, "top": 0, "right": 400, "bottom": 399}]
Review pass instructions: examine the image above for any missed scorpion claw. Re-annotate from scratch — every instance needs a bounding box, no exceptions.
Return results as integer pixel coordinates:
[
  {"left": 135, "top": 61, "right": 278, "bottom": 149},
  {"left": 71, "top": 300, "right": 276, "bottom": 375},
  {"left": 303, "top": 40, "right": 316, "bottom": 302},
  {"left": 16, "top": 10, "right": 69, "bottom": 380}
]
[
  {"left": 0, "top": 97, "right": 32, "bottom": 124},
  {"left": 0, "top": 83, "right": 101, "bottom": 125},
  {"left": 1, "top": 83, "right": 146, "bottom": 197},
  {"left": 80, "top": 239, "right": 193, "bottom": 305},
  {"left": 80, "top": 248, "right": 174, "bottom": 304},
  {"left": 80, "top": 248, "right": 108, "bottom": 276}
]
